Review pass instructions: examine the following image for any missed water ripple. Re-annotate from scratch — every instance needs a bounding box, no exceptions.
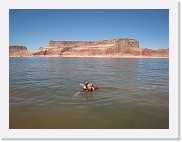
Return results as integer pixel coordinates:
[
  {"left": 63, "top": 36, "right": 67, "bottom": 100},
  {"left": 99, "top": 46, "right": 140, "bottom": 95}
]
[{"left": 10, "top": 58, "right": 169, "bottom": 129}]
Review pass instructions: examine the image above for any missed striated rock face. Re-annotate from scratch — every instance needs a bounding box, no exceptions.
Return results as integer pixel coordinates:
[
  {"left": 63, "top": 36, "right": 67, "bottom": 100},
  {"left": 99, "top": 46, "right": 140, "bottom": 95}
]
[
  {"left": 9, "top": 46, "right": 31, "bottom": 57},
  {"left": 9, "top": 38, "right": 169, "bottom": 58},
  {"left": 33, "top": 38, "right": 140, "bottom": 56},
  {"left": 142, "top": 48, "right": 169, "bottom": 57}
]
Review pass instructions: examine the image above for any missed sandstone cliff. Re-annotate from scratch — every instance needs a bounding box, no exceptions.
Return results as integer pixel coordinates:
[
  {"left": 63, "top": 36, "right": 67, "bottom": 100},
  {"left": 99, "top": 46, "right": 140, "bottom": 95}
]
[
  {"left": 141, "top": 48, "right": 169, "bottom": 57},
  {"left": 9, "top": 46, "right": 31, "bottom": 57},
  {"left": 9, "top": 38, "right": 169, "bottom": 58},
  {"left": 33, "top": 38, "right": 141, "bottom": 56}
]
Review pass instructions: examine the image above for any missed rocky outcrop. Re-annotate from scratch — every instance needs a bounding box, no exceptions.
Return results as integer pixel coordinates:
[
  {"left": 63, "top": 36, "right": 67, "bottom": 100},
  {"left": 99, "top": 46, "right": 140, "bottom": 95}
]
[
  {"left": 9, "top": 38, "right": 169, "bottom": 58},
  {"left": 142, "top": 48, "right": 169, "bottom": 57},
  {"left": 33, "top": 38, "right": 140, "bottom": 56},
  {"left": 9, "top": 46, "right": 31, "bottom": 57}
]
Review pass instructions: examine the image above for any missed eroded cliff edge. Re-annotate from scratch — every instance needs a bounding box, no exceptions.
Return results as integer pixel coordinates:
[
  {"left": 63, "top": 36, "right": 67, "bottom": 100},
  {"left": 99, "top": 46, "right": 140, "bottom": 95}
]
[
  {"left": 34, "top": 38, "right": 140, "bottom": 56},
  {"left": 9, "top": 38, "right": 169, "bottom": 58},
  {"left": 9, "top": 46, "right": 31, "bottom": 57}
]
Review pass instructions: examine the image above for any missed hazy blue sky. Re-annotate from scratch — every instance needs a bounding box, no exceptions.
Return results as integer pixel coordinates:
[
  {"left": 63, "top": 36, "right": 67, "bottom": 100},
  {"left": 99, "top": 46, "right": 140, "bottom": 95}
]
[{"left": 9, "top": 9, "right": 169, "bottom": 51}]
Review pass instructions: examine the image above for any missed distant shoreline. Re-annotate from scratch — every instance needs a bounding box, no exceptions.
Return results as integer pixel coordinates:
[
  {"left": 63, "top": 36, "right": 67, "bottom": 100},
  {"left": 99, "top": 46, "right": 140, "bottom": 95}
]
[
  {"left": 10, "top": 55, "right": 169, "bottom": 59},
  {"left": 10, "top": 38, "right": 169, "bottom": 58}
]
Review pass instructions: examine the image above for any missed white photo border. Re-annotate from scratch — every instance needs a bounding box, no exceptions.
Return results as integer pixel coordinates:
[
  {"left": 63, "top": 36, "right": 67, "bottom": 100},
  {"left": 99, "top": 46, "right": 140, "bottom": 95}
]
[{"left": 0, "top": 0, "right": 179, "bottom": 139}]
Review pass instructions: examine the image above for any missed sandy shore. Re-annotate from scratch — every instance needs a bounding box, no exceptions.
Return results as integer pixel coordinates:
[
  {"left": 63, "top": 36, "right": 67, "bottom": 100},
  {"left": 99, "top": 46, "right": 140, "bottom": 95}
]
[
  {"left": 10, "top": 55, "right": 169, "bottom": 59},
  {"left": 60, "top": 55, "right": 169, "bottom": 59}
]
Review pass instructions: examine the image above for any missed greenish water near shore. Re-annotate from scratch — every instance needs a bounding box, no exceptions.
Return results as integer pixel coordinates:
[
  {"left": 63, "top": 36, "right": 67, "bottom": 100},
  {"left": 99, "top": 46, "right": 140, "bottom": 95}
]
[{"left": 9, "top": 57, "right": 169, "bottom": 129}]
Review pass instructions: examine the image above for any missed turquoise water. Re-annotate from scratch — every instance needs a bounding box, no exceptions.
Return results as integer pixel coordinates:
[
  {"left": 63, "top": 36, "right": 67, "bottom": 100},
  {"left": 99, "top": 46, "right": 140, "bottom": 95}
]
[{"left": 9, "top": 57, "right": 169, "bottom": 129}]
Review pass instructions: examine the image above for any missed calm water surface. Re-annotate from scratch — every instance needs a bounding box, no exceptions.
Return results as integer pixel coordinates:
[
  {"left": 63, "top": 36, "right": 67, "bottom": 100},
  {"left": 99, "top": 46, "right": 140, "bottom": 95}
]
[{"left": 9, "top": 57, "right": 169, "bottom": 129}]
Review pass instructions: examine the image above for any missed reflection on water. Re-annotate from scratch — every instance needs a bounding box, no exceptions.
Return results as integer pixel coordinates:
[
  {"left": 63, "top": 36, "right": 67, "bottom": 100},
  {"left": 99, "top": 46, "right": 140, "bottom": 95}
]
[{"left": 9, "top": 57, "right": 169, "bottom": 129}]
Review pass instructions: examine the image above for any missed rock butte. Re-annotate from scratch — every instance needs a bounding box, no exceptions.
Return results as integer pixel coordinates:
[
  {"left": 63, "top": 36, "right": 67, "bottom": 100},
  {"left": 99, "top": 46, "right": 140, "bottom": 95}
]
[
  {"left": 9, "top": 46, "right": 31, "bottom": 57},
  {"left": 9, "top": 38, "right": 169, "bottom": 58}
]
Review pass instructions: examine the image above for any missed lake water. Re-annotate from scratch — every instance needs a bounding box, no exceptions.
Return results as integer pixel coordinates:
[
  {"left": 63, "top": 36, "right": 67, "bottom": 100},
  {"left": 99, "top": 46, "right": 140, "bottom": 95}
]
[{"left": 9, "top": 57, "right": 169, "bottom": 129}]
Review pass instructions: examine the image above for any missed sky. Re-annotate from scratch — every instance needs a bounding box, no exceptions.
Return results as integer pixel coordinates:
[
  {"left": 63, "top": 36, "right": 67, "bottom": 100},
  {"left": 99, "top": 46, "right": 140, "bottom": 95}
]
[{"left": 9, "top": 9, "right": 169, "bottom": 51}]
